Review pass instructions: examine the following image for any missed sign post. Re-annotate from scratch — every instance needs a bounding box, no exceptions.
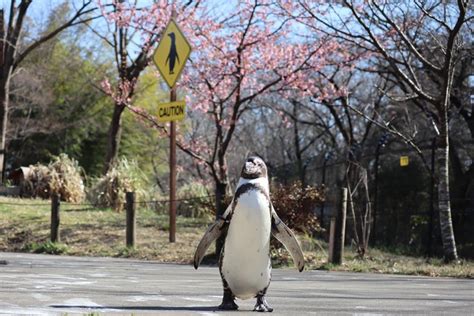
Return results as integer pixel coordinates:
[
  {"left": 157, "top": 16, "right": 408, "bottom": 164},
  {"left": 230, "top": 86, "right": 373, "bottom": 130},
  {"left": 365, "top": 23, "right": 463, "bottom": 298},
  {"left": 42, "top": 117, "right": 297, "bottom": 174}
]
[
  {"left": 153, "top": 18, "right": 191, "bottom": 242},
  {"left": 169, "top": 88, "right": 177, "bottom": 242}
]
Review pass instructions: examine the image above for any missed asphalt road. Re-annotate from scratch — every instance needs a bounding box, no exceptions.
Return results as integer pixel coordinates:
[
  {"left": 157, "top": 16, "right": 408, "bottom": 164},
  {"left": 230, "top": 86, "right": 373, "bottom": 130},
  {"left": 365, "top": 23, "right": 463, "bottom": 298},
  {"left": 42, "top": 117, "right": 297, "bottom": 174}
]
[{"left": 0, "top": 252, "right": 472, "bottom": 315}]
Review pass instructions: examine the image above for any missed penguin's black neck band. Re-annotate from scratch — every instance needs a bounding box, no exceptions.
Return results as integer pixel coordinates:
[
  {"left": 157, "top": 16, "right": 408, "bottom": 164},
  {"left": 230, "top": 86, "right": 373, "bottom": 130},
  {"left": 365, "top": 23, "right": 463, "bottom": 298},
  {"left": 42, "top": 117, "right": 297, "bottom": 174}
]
[
  {"left": 234, "top": 183, "right": 269, "bottom": 202},
  {"left": 241, "top": 173, "right": 263, "bottom": 179}
]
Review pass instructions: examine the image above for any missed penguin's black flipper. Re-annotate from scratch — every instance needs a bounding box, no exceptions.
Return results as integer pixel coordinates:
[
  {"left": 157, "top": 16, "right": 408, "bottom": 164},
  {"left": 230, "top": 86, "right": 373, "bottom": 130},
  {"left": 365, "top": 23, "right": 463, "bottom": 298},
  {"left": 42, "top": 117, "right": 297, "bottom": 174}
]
[
  {"left": 270, "top": 204, "right": 305, "bottom": 272},
  {"left": 193, "top": 216, "right": 228, "bottom": 269}
]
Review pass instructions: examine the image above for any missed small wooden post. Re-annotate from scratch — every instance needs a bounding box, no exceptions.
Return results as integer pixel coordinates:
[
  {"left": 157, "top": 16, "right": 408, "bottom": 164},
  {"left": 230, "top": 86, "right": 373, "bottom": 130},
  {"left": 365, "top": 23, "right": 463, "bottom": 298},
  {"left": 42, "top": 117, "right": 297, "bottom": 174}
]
[
  {"left": 126, "top": 192, "right": 136, "bottom": 247},
  {"left": 51, "top": 194, "right": 60, "bottom": 243},
  {"left": 329, "top": 187, "right": 347, "bottom": 264},
  {"left": 328, "top": 217, "right": 336, "bottom": 262}
]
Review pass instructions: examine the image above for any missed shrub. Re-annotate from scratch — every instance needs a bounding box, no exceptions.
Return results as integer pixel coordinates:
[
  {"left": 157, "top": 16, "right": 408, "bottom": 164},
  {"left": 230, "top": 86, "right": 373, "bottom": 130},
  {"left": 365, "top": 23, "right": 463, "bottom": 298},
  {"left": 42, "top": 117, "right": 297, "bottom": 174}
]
[
  {"left": 270, "top": 181, "right": 324, "bottom": 235},
  {"left": 177, "top": 182, "right": 213, "bottom": 219},
  {"left": 25, "top": 241, "right": 68, "bottom": 255},
  {"left": 87, "top": 157, "right": 147, "bottom": 211},
  {"left": 21, "top": 154, "right": 85, "bottom": 202}
]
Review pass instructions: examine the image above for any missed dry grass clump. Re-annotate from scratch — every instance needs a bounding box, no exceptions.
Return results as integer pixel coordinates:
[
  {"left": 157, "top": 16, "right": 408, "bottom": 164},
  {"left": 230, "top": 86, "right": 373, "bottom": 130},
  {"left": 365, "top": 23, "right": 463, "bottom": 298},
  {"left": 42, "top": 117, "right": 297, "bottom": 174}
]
[
  {"left": 49, "top": 154, "right": 85, "bottom": 202},
  {"left": 21, "top": 154, "right": 85, "bottom": 202},
  {"left": 87, "top": 157, "right": 146, "bottom": 211}
]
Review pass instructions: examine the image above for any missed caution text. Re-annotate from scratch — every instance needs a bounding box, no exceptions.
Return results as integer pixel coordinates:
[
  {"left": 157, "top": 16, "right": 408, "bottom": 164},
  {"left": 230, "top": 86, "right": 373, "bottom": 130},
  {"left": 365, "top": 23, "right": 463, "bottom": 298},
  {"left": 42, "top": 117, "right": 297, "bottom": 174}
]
[{"left": 157, "top": 101, "right": 186, "bottom": 123}]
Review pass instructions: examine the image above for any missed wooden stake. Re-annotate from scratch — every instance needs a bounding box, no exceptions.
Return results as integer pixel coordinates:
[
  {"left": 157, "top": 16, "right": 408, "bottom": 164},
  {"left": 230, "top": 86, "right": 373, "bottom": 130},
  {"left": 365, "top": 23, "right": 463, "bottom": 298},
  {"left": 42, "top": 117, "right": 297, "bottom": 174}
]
[
  {"left": 126, "top": 192, "right": 136, "bottom": 247},
  {"left": 51, "top": 194, "right": 60, "bottom": 243},
  {"left": 329, "top": 187, "right": 347, "bottom": 264}
]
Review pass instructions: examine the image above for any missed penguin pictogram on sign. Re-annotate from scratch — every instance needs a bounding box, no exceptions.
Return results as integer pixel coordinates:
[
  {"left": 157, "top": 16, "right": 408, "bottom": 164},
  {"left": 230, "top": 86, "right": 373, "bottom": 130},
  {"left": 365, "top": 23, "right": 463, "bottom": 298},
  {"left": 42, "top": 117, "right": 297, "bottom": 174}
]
[
  {"left": 153, "top": 19, "right": 192, "bottom": 88},
  {"left": 166, "top": 32, "right": 180, "bottom": 75}
]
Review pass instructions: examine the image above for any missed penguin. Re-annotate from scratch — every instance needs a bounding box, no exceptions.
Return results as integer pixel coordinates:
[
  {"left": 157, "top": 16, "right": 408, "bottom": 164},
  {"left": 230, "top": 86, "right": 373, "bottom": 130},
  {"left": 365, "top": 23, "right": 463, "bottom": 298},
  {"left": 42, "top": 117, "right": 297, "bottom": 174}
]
[
  {"left": 194, "top": 156, "right": 305, "bottom": 312},
  {"left": 166, "top": 32, "right": 180, "bottom": 74}
]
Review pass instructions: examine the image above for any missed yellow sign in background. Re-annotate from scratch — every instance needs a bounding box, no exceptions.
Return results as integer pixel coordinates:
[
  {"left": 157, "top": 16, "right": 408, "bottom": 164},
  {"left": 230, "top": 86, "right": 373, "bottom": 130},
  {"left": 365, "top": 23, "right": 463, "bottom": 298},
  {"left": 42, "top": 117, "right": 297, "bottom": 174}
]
[
  {"left": 153, "top": 19, "right": 192, "bottom": 88},
  {"left": 156, "top": 101, "right": 186, "bottom": 123},
  {"left": 400, "top": 156, "right": 409, "bottom": 167}
]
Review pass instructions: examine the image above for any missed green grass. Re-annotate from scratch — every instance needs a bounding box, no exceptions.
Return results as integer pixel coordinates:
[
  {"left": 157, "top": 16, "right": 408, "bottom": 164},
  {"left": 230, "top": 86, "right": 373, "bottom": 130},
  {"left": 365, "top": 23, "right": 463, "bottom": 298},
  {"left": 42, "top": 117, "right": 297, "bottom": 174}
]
[
  {"left": 25, "top": 241, "right": 68, "bottom": 254},
  {"left": 0, "top": 196, "right": 208, "bottom": 263},
  {"left": 280, "top": 235, "right": 474, "bottom": 278},
  {"left": 0, "top": 196, "right": 472, "bottom": 278}
]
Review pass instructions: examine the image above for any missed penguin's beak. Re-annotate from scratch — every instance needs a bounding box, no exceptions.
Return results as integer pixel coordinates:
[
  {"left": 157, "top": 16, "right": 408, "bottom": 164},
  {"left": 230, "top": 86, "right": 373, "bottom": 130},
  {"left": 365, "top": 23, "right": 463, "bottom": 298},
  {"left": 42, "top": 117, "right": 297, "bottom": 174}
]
[
  {"left": 244, "top": 161, "right": 257, "bottom": 174},
  {"left": 241, "top": 157, "right": 266, "bottom": 179}
]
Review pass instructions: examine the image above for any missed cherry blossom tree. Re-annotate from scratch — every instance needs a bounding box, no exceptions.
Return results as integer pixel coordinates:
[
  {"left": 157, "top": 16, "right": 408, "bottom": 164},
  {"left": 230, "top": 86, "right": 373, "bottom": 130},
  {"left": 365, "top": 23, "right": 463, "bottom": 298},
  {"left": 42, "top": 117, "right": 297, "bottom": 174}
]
[
  {"left": 179, "top": 1, "right": 333, "bottom": 225},
  {"left": 126, "top": 1, "right": 340, "bottom": 251},
  {"left": 96, "top": 0, "right": 200, "bottom": 173}
]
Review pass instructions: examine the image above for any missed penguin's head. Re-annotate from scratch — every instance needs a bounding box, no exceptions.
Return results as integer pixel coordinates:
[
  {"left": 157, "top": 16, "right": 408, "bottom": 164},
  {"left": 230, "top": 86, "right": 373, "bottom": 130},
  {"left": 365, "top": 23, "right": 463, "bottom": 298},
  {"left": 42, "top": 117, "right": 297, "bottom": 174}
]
[
  {"left": 241, "top": 156, "right": 267, "bottom": 179},
  {"left": 168, "top": 32, "right": 176, "bottom": 40}
]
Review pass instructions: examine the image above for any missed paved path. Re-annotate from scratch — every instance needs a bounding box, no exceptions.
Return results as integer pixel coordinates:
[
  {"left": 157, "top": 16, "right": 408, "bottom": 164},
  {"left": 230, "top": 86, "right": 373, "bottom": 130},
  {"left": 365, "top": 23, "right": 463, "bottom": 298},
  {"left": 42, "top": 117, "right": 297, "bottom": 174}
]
[{"left": 0, "top": 252, "right": 472, "bottom": 315}]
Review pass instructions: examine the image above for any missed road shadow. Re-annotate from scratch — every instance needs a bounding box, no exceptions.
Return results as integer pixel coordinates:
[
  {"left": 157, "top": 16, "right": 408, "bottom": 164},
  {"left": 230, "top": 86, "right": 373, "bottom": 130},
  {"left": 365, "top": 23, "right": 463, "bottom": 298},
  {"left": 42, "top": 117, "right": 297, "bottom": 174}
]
[{"left": 50, "top": 305, "right": 220, "bottom": 312}]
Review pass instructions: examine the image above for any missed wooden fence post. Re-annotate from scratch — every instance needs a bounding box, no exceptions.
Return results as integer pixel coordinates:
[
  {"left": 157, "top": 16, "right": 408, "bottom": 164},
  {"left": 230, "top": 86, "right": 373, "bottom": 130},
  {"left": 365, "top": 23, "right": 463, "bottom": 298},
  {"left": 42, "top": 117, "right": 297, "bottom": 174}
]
[
  {"left": 328, "top": 217, "right": 336, "bottom": 262},
  {"left": 126, "top": 192, "right": 136, "bottom": 247},
  {"left": 51, "top": 194, "right": 60, "bottom": 243},
  {"left": 328, "top": 187, "right": 347, "bottom": 264}
]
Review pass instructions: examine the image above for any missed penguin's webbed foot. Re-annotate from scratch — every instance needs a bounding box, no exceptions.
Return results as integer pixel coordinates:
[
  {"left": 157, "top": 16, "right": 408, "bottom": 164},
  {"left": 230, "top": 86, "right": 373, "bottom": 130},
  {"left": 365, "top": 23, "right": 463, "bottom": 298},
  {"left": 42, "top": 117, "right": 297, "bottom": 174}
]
[
  {"left": 218, "top": 288, "right": 239, "bottom": 310},
  {"left": 218, "top": 300, "right": 239, "bottom": 310},
  {"left": 253, "top": 295, "right": 273, "bottom": 312}
]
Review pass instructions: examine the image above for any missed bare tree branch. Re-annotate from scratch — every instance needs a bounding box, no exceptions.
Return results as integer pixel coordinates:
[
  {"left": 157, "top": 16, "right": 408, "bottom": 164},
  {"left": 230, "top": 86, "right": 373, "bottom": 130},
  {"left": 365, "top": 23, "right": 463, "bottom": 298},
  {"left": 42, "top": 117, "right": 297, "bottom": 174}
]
[{"left": 13, "top": 1, "right": 97, "bottom": 69}]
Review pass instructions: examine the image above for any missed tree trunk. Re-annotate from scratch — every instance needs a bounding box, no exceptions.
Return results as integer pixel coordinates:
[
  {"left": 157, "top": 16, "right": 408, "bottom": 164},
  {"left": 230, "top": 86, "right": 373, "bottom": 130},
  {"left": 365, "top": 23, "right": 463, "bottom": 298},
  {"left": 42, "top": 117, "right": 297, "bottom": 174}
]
[
  {"left": 0, "top": 77, "right": 10, "bottom": 183},
  {"left": 103, "top": 103, "right": 126, "bottom": 174},
  {"left": 0, "top": 10, "right": 8, "bottom": 183},
  {"left": 437, "top": 114, "right": 458, "bottom": 262},
  {"left": 292, "top": 105, "right": 306, "bottom": 186},
  {"left": 215, "top": 180, "right": 228, "bottom": 256}
]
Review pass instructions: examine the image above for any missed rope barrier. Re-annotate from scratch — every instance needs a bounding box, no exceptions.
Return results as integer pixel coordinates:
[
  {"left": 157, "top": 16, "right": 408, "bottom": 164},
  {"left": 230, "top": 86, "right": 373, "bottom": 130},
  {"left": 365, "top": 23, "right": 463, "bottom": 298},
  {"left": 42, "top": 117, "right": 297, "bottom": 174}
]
[
  {"left": 0, "top": 195, "right": 471, "bottom": 207},
  {"left": 0, "top": 194, "right": 215, "bottom": 206},
  {"left": 0, "top": 189, "right": 472, "bottom": 223},
  {"left": 0, "top": 202, "right": 51, "bottom": 206},
  {"left": 62, "top": 207, "right": 111, "bottom": 212}
]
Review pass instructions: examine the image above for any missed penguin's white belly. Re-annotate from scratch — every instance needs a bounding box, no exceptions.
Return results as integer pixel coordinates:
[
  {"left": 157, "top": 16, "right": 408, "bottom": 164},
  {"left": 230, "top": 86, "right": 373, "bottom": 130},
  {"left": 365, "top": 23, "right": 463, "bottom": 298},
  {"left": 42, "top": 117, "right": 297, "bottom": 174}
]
[{"left": 221, "top": 191, "right": 272, "bottom": 300}]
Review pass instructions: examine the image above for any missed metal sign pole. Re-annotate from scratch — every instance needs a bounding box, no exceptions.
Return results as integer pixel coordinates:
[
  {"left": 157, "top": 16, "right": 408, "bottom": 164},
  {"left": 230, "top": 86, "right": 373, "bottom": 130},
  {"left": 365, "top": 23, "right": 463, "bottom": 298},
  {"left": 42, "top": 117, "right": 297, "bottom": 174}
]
[
  {"left": 168, "top": 7, "right": 177, "bottom": 244},
  {"left": 169, "top": 87, "right": 177, "bottom": 243},
  {"left": 152, "top": 6, "right": 190, "bottom": 243}
]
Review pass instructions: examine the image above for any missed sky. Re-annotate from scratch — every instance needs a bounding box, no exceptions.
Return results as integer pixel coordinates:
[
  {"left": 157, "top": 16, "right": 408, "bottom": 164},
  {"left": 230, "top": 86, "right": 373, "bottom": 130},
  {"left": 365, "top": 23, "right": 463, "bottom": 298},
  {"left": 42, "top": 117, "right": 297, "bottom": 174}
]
[
  {"left": 1, "top": 0, "right": 236, "bottom": 39},
  {"left": 1, "top": 0, "right": 64, "bottom": 23}
]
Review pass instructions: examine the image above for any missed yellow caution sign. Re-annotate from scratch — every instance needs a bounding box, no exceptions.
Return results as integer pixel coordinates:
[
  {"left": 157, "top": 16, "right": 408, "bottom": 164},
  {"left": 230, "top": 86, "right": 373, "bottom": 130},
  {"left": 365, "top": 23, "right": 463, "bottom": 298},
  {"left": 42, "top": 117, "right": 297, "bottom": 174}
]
[
  {"left": 400, "top": 156, "right": 409, "bottom": 167},
  {"left": 153, "top": 19, "right": 192, "bottom": 88},
  {"left": 157, "top": 101, "right": 186, "bottom": 123}
]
